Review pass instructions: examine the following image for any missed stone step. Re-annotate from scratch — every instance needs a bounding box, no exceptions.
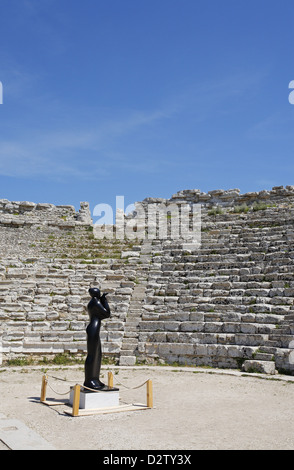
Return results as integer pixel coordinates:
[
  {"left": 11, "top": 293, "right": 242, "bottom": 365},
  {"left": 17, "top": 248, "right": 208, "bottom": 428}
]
[
  {"left": 123, "top": 331, "right": 138, "bottom": 338},
  {"left": 2, "top": 194, "right": 294, "bottom": 373},
  {"left": 268, "top": 334, "right": 294, "bottom": 347},
  {"left": 257, "top": 345, "right": 278, "bottom": 354},
  {"left": 124, "top": 325, "right": 140, "bottom": 332},
  {"left": 120, "top": 348, "right": 137, "bottom": 355},
  {"left": 140, "top": 340, "right": 258, "bottom": 362},
  {"left": 120, "top": 336, "right": 138, "bottom": 346},
  {"left": 254, "top": 352, "right": 274, "bottom": 361},
  {"left": 120, "top": 344, "right": 137, "bottom": 353},
  {"left": 140, "top": 330, "right": 270, "bottom": 347}
]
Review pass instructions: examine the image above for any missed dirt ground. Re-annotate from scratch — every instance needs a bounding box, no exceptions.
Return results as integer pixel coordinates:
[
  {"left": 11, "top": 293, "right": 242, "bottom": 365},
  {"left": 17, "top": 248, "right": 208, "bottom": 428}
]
[{"left": 1, "top": 364, "right": 294, "bottom": 450}]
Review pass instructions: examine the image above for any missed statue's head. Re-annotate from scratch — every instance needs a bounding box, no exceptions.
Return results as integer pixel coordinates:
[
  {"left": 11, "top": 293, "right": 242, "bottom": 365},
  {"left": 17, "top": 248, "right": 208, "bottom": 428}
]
[{"left": 89, "top": 287, "right": 101, "bottom": 298}]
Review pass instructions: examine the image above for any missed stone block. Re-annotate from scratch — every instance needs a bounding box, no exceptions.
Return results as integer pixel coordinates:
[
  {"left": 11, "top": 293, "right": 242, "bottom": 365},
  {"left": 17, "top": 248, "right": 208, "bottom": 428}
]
[
  {"left": 190, "top": 312, "right": 204, "bottom": 321},
  {"left": 240, "top": 323, "right": 258, "bottom": 334},
  {"left": 36, "top": 203, "right": 54, "bottom": 210},
  {"left": 242, "top": 360, "right": 276, "bottom": 375},
  {"left": 115, "top": 287, "right": 133, "bottom": 295},
  {"left": 206, "top": 344, "right": 218, "bottom": 356},
  {"left": 164, "top": 321, "right": 180, "bottom": 331},
  {"left": 216, "top": 345, "right": 228, "bottom": 357},
  {"left": 46, "top": 311, "right": 60, "bottom": 320},
  {"left": 119, "top": 355, "right": 136, "bottom": 366},
  {"left": 3, "top": 332, "right": 24, "bottom": 341},
  {"left": 139, "top": 321, "right": 163, "bottom": 331},
  {"left": 69, "top": 321, "right": 86, "bottom": 331},
  {"left": 168, "top": 343, "right": 194, "bottom": 355},
  {"left": 180, "top": 321, "right": 204, "bottom": 332},
  {"left": 223, "top": 323, "right": 240, "bottom": 333},
  {"left": 108, "top": 331, "right": 124, "bottom": 341},
  {"left": 227, "top": 346, "right": 243, "bottom": 358},
  {"left": 103, "top": 343, "right": 121, "bottom": 353},
  {"left": 22, "top": 342, "right": 54, "bottom": 353},
  {"left": 31, "top": 322, "right": 51, "bottom": 331},
  {"left": 106, "top": 321, "right": 125, "bottom": 331},
  {"left": 27, "top": 312, "right": 46, "bottom": 321},
  {"left": 204, "top": 322, "right": 223, "bottom": 333},
  {"left": 194, "top": 344, "right": 208, "bottom": 356},
  {"left": 121, "top": 251, "right": 140, "bottom": 258},
  {"left": 51, "top": 321, "right": 69, "bottom": 331},
  {"left": 7, "top": 312, "right": 26, "bottom": 321},
  {"left": 212, "top": 282, "right": 231, "bottom": 290}
]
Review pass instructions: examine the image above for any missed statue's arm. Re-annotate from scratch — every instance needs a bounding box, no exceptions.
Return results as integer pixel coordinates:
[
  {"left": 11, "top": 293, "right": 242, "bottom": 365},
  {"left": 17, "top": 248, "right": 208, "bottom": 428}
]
[
  {"left": 90, "top": 294, "right": 110, "bottom": 318},
  {"left": 100, "top": 293, "right": 110, "bottom": 313}
]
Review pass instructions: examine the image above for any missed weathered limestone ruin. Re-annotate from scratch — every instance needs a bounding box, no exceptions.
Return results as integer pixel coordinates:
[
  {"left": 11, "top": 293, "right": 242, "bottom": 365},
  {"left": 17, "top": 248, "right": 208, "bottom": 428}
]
[{"left": 1, "top": 185, "right": 294, "bottom": 375}]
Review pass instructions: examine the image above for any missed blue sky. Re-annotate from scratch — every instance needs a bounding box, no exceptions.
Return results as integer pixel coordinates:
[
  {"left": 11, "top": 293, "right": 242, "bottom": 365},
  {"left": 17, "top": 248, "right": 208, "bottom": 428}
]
[{"left": 0, "top": 0, "right": 294, "bottom": 216}]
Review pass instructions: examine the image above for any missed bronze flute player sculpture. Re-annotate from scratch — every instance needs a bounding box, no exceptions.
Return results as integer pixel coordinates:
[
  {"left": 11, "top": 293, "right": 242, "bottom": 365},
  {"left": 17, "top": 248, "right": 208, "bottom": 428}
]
[{"left": 84, "top": 287, "right": 115, "bottom": 391}]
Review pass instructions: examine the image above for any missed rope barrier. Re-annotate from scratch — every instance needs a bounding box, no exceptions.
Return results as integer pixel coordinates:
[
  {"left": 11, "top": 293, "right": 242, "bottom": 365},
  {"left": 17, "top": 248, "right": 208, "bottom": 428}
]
[
  {"left": 44, "top": 374, "right": 150, "bottom": 395},
  {"left": 113, "top": 377, "right": 150, "bottom": 390},
  {"left": 40, "top": 372, "right": 154, "bottom": 414},
  {"left": 46, "top": 374, "right": 76, "bottom": 383},
  {"left": 46, "top": 381, "right": 71, "bottom": 396}
]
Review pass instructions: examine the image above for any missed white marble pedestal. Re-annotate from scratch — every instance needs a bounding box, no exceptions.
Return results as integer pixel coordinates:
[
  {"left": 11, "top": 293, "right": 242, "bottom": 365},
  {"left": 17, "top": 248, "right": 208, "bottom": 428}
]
[{"left": 69, "top": 388, "right": 120, "bottom": 410}]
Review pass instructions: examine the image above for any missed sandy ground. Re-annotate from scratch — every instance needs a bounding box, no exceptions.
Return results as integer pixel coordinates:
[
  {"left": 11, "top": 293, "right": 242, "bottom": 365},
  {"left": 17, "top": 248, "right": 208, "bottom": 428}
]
[{"left": 1, "top": 364, "right": 294, "bottom": 450}]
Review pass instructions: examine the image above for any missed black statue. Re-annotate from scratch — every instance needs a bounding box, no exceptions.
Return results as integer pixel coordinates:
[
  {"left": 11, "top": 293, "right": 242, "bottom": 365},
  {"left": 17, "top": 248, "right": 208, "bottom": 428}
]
[{"left": 84, "top": 287, "right": 112, "bottom": 390}]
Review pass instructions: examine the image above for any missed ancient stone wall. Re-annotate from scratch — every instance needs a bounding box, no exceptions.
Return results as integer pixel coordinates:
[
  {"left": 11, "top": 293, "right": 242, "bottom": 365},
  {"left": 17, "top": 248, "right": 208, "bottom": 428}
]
[
  {"left": 0, "top": 199, "right": 92, "bottom": 227},
  {"left": 1, "top": 187, "right": 294, "bottom": 375},
  {"left": 158, "top": 185, "right": 294, "bottom": 207},
  {"left": 0, "top": 199, "right": 142, "bottom": 364}
]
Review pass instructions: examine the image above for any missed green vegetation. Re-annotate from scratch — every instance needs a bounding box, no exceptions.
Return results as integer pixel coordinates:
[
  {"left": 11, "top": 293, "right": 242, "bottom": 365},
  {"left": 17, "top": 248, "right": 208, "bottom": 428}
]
[
  {"left": 208, "top": 206, "right": 224, "bottom": 216},
  {"left": 252, "top": 202, "right": 274, "bottom": 211},
  {"left": 233, "top": 203, "right": 249, "bottom": 213},
  {"left": 5, "top": 357, "right": 34, "bottom": 366},
  {"left": 3, "top": 353, "right": 118, "bottom": 367}
]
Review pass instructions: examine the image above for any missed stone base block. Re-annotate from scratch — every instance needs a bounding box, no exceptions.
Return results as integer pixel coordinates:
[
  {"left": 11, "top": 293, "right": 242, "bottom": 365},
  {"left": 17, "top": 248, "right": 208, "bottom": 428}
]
[
  {"left": 242, "top": 360, "right": 276, "bottom": 375},
  {"left": 119, "top": 355, "right": 136, "bottom": 366}
]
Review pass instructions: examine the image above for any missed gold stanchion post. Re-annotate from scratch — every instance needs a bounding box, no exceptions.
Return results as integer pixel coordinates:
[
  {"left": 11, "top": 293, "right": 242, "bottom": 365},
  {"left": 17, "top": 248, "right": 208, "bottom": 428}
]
[
  {"left": 146, "top": 379, "right": 153, "bottom": 408},
  {"left": 108, "top": 371, "right": 113, "bottom": 388},
  {"left": 40, "top": 374, "right": 47, "bottom": 403},
  {"left": 72, "top": 384, "right": 81, "bottom": 417}
]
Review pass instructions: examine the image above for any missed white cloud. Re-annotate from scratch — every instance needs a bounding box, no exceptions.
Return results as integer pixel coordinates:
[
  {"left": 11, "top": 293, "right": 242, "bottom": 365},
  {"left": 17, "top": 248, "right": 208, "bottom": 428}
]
[
  {"left": 0, "top": 67, "right": 268, "bottom": 181},
  {"left": 0, "top": 105, "right": 172, "bottom": 180}
]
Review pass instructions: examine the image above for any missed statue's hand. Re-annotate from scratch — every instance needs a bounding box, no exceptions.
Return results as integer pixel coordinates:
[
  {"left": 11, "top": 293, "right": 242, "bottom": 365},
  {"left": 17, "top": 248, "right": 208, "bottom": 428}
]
[{"left": 100, "top": 293, "right": 110, "bottom": 315}]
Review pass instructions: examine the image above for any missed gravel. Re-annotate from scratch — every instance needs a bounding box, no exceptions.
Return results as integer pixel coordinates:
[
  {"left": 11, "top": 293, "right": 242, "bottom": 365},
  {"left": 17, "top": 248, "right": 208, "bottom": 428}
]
[{"left": 1, "top": 365, "right": 294, "bottom": 450}]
